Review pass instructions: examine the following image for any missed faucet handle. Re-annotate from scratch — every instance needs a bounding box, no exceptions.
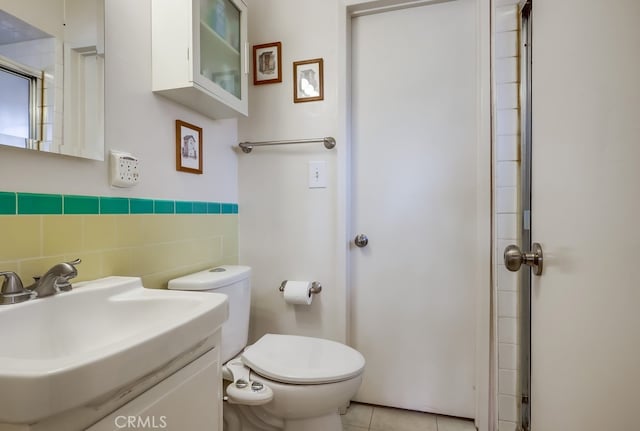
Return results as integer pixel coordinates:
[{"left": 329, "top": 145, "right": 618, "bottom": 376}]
[
  {"left": 0, "top": 272, "right": 33, "bottom": 305},
  {"left": 66, "top": 258, "right": 82, "bottom": 266},
  {"left": 65, "top": 258, "right": 81, "bottom": 275},
  {"left": 58, "top": 259, "right": 81, "bottom": 292},
  {"left": 0, "top": 271, "right": 24, "bottom": 294}
]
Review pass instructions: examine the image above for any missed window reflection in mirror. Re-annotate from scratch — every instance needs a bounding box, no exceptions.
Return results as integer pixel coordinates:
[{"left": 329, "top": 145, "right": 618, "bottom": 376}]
[
  {"left": 0, "top": 68, "right": 37, "bottom": 149},
  {"left": 0, "top": 10, "right": 50, "bottom": 151},
  {"left": 0, "top": 1, "right": 104, "bottom": 160}
]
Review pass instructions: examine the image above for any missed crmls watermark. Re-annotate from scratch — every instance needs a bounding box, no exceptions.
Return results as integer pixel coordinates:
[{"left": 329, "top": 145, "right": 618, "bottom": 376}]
[{"left": 114, "top": 415, "right": 168, "bottom": 429}]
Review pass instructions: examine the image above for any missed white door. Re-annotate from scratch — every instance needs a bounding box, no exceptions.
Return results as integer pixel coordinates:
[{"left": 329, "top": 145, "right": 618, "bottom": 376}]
[
  {"left": 350, "top": 0, "right": 486, "bottom": 418},
  {"left": 531, "top": 1, "right": 640, "bottom": 429}
]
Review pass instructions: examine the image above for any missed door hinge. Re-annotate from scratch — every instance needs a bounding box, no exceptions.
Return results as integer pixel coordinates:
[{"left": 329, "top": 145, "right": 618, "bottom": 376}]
[{"left": 519, "top": 395, "right": 530, "bottom": 431}]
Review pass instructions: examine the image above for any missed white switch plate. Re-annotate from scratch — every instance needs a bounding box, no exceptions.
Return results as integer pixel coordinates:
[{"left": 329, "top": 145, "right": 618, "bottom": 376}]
[
  {"left": 308, "top": 161, "right": 327, "bottom": 188},
  {"left": 110, "top": 150, "right": 140, "bottom": 187}
]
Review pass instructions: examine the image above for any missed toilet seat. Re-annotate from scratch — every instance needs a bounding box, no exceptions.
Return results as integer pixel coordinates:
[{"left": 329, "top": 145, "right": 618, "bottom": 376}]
[{"left": 241, "top": 334, "right": 365, "bottom": 385}]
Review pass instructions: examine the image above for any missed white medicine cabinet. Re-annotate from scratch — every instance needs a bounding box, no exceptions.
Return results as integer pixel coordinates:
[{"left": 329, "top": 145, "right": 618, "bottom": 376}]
[{"left": 152, "top": 0, "right": 248, "bottom": 119}]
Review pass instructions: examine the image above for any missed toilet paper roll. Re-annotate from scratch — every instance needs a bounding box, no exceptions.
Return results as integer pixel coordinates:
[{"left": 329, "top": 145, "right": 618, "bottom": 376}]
[{"left": 283, "top": 280, "right": 313, "bottom": 305}]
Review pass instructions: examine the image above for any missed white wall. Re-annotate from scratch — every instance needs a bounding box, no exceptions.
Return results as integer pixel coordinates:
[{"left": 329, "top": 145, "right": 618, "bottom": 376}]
[
  {"left": 238, "top": 0, "right": 345, "bottom": 343},
  {"left": 0, "top": 0, "right": 238, "bottom": 203}
]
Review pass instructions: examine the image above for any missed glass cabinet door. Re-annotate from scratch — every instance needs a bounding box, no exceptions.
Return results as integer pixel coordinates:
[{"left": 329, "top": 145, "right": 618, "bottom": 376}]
[{"left": 199, "top": 0, "right": 242, "bottom": 100}]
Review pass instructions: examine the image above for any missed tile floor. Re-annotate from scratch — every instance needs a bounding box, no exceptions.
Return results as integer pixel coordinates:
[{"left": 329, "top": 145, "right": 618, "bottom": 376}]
[{"left": 342, "top": 402, "right": 476, "bottom": 431}]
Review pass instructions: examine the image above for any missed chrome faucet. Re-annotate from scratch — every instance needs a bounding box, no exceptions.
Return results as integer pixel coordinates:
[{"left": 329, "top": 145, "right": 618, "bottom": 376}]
[
  {"left": 27, "top": 259, "right": 81, "bottom": 298},
  {"left": 0, "top": 272, "right": 34, "bottom": 305}
]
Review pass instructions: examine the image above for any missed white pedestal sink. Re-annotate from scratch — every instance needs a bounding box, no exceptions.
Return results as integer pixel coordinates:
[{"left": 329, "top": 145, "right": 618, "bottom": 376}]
[{"left": 0, "top": 276, "right": 228, "bottom": 429}]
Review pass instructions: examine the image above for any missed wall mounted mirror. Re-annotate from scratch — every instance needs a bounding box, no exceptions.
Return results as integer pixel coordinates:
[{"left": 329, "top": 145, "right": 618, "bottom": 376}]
[{"left": 0, "top": 0, "right": 104, "bottom": 160}]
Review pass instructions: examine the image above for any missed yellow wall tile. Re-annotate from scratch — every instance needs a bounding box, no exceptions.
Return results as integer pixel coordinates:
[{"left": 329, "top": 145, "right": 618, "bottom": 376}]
[
  {"left": 84, "top": 215, "right": 118, "bottom": 251},
  {"left": 222, "top": 235, "right": 238, "bottom": 259},
  {"left": 200, "top": 237, "right": 223, "bottom": 263},
  {"left": 42, "top": 216, "right": 84, "bottom": 256},
  {"left": 142, "top": 215, "right": 179, "bottom": 243},
  {"left": 182, "top": 215, "right": 213, "bottom": 240},
  {"left": 134, "top": 244, "right": 170, "bottom": 275},
  {"left": 141, "top": 263, "right": 212, "bottom": 289},
  {"left": 0, "top": 216, "right": 41, "bottom": 260},
  {"left": 116, "top": 215, "right": 147, "bottom": 247},
  {"left": 210, "top": 215, "right": 238, "bottom": 237},
  {"left": 224, "top": 256, "right": 239, "bottom": 265},
  {"left": 1, "top": 214, "right": 238, "bottom": 290},
  {"left": 101, "top": 249, "right": 135, "bottom": 277},
  {"left": 0, "top": 261, "right": 18, "bottom": 274},
  {"left": 166, "top": 240, "right": 197, "bottom": 268}
]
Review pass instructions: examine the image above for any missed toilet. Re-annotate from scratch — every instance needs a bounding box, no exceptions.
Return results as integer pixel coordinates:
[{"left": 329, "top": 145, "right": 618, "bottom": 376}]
[{"left": 168, "top": 265, "right": 365, "bottom": 431}]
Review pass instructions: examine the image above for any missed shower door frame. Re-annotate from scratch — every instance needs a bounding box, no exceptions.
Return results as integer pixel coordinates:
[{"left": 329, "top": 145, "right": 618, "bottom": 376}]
[{"left": 519, "top": 1, "right": 533, "bottom": 430}]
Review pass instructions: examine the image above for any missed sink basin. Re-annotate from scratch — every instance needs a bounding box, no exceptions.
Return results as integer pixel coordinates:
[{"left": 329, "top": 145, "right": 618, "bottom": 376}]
[{"left": 0, "top": 276, "right": 228, "bottom": 424}]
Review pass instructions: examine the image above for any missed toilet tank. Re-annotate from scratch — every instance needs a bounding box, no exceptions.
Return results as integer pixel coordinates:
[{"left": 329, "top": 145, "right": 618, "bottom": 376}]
[{"left": 168, "top": 265, "right": 251, "bottom": 363}]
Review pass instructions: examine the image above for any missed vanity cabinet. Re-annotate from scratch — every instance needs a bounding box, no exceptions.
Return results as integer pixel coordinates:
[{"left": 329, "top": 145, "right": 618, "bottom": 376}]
[
  {"left": 152, "top": 0, "right": 248, "bottom": 119},
  {"left": 87, "top": 347, "right": 222, "bottom": 431}
]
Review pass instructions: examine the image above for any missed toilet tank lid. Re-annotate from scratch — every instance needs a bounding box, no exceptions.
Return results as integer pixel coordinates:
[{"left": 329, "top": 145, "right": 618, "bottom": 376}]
[{"left": 168, "top": 265, "right": 251, "bottom": 291}]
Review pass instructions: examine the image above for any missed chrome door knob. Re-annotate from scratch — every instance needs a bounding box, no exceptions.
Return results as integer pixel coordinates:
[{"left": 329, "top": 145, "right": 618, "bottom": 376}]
[
  {"left": 504, "top": 243, "right": 543, "bottom": 275},
  {"left": 354, "top": 234, "right": 369, "bottom": 248}
]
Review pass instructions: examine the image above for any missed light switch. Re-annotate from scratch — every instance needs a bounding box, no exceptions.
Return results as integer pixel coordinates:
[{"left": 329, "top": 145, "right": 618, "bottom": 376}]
[{"left": 308, "top": 161, "right": 327, "bottom": 189}]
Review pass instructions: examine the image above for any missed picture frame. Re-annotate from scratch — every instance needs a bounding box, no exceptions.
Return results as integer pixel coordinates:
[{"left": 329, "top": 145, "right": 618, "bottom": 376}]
[
  {"left": 293, "top": 58, "right": 324, "bottom": 103},
  {"left": 253, "top": 42, "right": 282, "bottom": 85},
  {"left": 175, "top": 120, "right": 203, "bottom": 174}
]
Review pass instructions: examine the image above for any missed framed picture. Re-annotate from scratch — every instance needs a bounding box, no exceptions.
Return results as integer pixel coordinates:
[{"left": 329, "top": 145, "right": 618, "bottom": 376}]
[
  {"left": 175, "top": 120, "right": 202, "bottom": 174},
  {"left": 253, "top": 42, "right": 282, "bottom": 85},
  {"left": 293, "top": 58, "right": 324, "bottom": 103}
]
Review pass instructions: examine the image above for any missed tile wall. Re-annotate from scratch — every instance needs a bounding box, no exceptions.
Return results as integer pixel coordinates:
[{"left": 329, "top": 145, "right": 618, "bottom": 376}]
[
  {"left": 494, "top": 0, "right": 521, "bottom": 430},
  {"left": 0, "top": 191, "right": 239, "bottom": 289}
]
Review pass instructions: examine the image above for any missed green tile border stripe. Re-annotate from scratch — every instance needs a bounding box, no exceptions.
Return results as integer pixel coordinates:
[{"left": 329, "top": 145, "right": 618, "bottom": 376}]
[
  {"left": 64, "top": 195, "right": 100, "bottom": 214},
  {"left": 100, "top": 197, "right": 130, "bottom": 214},
  {"left": 0, "top": 192, "right": 16, "bottom": 215},
  {"left": 0, "top": 191, "right": 237, "bottom": 216},
  {"left": 18, "top": 193, "right": 62, "bottom": 215},
  {"left": 176, "top": 201, "right": 193, "bottom": 214},
  {"left": 154, "top": 200, "right": 175, "bottom": 214},
  {"left": 130, "top": 198, "right": 154, "bottom": 214}
]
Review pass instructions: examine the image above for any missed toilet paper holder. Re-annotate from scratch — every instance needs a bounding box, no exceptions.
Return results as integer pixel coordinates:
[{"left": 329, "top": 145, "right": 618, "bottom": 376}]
[{"left": 279, "top": 280, "right": 323, "bottom": 295}]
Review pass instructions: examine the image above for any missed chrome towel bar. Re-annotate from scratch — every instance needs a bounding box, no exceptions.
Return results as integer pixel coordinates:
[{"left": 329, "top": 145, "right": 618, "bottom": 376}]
[{"left": 238, "top": 137, "right": 336, "bottom": 153}]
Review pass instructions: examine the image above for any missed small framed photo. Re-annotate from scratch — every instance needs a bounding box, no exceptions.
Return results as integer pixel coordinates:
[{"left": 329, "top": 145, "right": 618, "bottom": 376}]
[
  {"left": 253, "top": 42, "right": 282, "bottom": 85},
  {"left": 293, "top": 58, "right": 324, "bottom": 103},
  {"left": 175, "top": 120, "right": 202, "bottom": 174}
]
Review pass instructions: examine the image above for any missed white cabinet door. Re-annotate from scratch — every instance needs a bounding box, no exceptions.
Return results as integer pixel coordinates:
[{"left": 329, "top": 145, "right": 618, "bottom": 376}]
[
  {"left": 194, "top": 0, "right": 247, "bottom": 112},
  {"left": 151, "top": 0, "right": 248, "bottom": 119},
  {"left": 530, "top": 1, "right": 640, "bottom": 430},
  {"left": 88, "top": 349, "right": 221, "bottom": 431}
]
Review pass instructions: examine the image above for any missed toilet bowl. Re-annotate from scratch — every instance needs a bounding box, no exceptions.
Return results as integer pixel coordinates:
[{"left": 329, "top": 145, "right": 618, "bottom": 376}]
[{"left": 168, "top": 266, "right": 365, "bottom": 431}]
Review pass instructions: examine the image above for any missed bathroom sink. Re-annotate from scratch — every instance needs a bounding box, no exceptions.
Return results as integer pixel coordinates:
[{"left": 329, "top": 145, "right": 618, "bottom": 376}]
[{"left": 0, "top": 276, "right": 228, "bottom": 424}]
